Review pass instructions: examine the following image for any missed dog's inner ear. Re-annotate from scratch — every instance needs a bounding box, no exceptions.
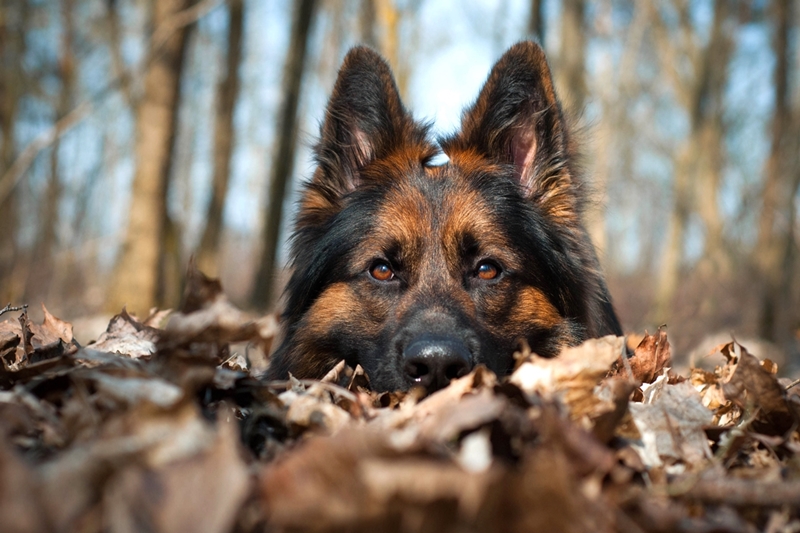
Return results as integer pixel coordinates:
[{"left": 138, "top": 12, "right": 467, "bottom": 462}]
[
  {"left": 313, "top": 47, "right": 433, "bottom": 198},
  {"left": 441, "top": 41, "right": 578, "bottom": 223},
  {"left": 509, "top": 126, "right": 538, "bottom": 188}
]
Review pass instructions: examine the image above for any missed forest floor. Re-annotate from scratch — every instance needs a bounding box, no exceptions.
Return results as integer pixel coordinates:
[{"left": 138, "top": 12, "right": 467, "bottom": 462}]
[{"left": 1, "top": 267, "right": 800, "bottom": 533}]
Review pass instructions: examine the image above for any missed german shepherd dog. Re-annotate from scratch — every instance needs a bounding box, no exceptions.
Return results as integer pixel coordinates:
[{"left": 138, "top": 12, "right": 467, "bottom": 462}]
[{"left": 267, "top": 41, "right": 622, "bottom": 392}]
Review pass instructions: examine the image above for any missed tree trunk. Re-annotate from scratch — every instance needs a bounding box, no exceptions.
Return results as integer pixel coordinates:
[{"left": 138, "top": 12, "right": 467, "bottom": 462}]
[
  {"left": 156, "top": 17, "right": 197, "bottom": 311},
  {"left": 528, "top": 0, "right": 544, "bottom": 45},
  {"left": 196, "top": 0, "right": 244, "bottom": 277},
  {"left": 359, "top": 0, "right": 378, "bottom": 49},
  {"left": 556, "top": 0, "right": 609, "bottom": 257},
  {"left": 556, "top": 0, "right": 586, "bottom": 112},
  {"left": 106, "top": 0, "right": 135, "bottom": 109},
  {"left": 0, "top": 3, "right": 27, "bottom": 303},
  {"left": 652, "top": 2, "right": 733, "bottom": 321},
  {"left": 756, "top": 0, "right": 794, "bottom": 341},
  {"left": 251, "top": 0, "right": 318, "bottom": 310},
  {"left": 777, "top": 155, "right": 800, "bottom": 344},
  {"left": 376, "top": 1, "right": 405, "bottom": 97},
  {"left": 591, "top": 1, "right": 647, "bottom": 262},
  {"left": 694, "top": 2, "right": 734, "bottom": 274},
  {"left": 655, "top": 145, "right": 694, "bottom": 321},
  {"left": 109, "top": 0, "right": 191, "bottom": 316},
  {"left": 25, "top": 0, "right": 76, "bottom": 302}
]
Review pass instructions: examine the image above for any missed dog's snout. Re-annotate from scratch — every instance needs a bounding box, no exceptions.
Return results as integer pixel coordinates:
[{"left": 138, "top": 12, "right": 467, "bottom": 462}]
[{"left": 402, "top": 334, "right": 473, "bottom": 391}]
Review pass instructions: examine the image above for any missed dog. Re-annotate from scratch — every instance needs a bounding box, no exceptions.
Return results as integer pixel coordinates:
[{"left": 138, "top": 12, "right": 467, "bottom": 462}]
[{"left": 266, "top": 41, "right": 622, "bottom": 392}]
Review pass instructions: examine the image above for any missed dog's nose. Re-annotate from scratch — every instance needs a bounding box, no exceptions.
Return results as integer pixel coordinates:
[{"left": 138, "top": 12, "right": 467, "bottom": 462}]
[{"left": 402, "top": 334, "right": 473, "bottom": 391}]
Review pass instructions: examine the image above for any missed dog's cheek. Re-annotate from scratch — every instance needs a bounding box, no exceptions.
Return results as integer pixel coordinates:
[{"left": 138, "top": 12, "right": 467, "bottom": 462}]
[
  {"left": 481, "top": 285, "right": 565, "bottom": 346},
  {"left": 292, "top": 282, "right": 389, "bottom": 374},
  {"left": 510, "top": 286, "right": 563, "bottom": 331}
]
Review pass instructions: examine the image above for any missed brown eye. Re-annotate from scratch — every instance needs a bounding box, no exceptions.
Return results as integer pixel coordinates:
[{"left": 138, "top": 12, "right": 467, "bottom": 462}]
[
  {"left": 476, "top": 261, "right": 499, "bottom": 280},
  {"left": 370, "top": 261, "right": 394, "bottom": 281}
]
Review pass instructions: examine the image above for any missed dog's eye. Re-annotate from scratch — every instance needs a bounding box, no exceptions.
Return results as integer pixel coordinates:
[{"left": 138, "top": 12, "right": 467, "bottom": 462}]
[
  {"left": 476, "top": 261, "right": 500, "bottom": 280},
  {"left": 370, "top": 261, "right": 395, "bottom": 282}
]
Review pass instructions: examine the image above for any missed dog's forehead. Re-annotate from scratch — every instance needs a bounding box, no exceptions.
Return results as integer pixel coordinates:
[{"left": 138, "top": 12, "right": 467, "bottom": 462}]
[
  {"left": 364, "top": 164, "right": 512, "bottom": 253},
  {"left": 378, "top": 166, "right": 483, "bottom": 224}
]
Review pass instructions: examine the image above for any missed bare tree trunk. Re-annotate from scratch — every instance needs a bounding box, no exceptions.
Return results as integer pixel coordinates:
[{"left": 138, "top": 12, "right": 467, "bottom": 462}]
[
  {"left": 528, "top": 0, "right": 545, "bottom": 45},
  {"left": 157, "top": 16, "right": 199, "bottom": 310},
  {"left": 756, "top": 0, "right": 794, "bottom": 341},
  {"left": 109, "top": 0, "right": 191, "bottom": 316},
  {"left": 376, "top": 1, "right": 404, "bottom": 96},
  {"left": 359, "top": 0, "right": 378, "bottom": 49},
  {"left": 251, "top": 0, "right": 318, "bottom": 310},
  {"left": 777, "top": 152, "right": 800, "bottom": 344},
  {"left": 556, "top": 0, "right": 610, "bottom": 258},
  {"left": 25, "top": 0, "right": 76, "bottom": 302},
  {"left": 0, "top": 3, "right": 28, "bottom": 303},
  {"left": 196, "top": 0, "right": 244, "bottom": 276},
  {"left": 592, "top": 1, "right": 647, "bottom": 262},
  {"left": 556, "top": 0, "right": 586, "bottom": 112},
  {"left": 652, "top": 2, "right": 733, "bottom": 321},
  {"left": 695, "top": 2, "right": 734, "bottom": 274},
  {"left": 656, "top": 145, "right": 694, "bottom": 321},
  {"left": 106, "top": 0, "right": 135, "bottom": 109}
]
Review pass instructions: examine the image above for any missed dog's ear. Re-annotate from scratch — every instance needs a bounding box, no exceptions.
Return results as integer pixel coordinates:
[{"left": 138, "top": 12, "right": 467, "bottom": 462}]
[
  {"left": 306, "top": 47, "right": 432, "bottom": 213},
  {"left": 442, "top": 41, "right": 579, "bottom": 223}
]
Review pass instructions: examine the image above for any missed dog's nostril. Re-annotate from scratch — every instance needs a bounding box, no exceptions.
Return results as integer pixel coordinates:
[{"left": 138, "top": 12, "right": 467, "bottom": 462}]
[
  {"left": 405, "top": 361, "right": 430, "bottom": 380},
  {"left": 402, "top": 335, "right": 473, "bottom": 391},
  {"left": 444, "top": 360, "right": 469, "bottom": 380}
]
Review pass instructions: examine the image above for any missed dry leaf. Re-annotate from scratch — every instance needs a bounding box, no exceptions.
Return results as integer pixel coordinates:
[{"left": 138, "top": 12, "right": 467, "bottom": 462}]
[
  {"left": 629, "top": 378, "right": 713, "bottom": 468},
  {"left": 623, "top": 327, "right": 672, "bottom": 384},
  {"left": 29, "top": 304, "right": 74, "bottom": 347},
  {"left": 721, "top": 342, "right": 799, "bottom": 435},
  {"left": 510, "top": 335, "right": 624, "bottom": 419},
  {"left": 89, "top": 309, "right": 159, "bottom": 358}
]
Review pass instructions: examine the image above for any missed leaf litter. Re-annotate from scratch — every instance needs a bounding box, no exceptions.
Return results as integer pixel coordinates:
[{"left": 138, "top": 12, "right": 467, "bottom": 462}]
[{"left": 0, "top": 268, "right": 799, "bottom": 532}]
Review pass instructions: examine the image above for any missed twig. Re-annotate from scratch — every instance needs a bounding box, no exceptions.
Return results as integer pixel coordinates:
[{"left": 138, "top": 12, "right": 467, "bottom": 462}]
[
  {"left": 264, "top": 378, "right": 360, "bottom": 404},
  {"left": 674, "top": 477, "right": 800, "bottom": 507},
  {"left": 0, "top": 303, "right": 27, "bottom": 318},
  {"left": 785, "top": 377, "right": 800, "bottom": 391}
]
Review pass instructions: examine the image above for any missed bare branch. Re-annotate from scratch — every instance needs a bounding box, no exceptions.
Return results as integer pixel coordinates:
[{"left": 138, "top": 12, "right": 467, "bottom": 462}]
[
  {"left": 0, "top": 100, "right": 91, "bottom": 205},
  {"left": 0, "top": 303, "right": 27, "bottom": 318}
]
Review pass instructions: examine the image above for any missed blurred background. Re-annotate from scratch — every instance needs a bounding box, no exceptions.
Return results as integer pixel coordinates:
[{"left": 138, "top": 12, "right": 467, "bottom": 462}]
[{"left": 1, "top": 0, "right": 798, "bottom": 367}]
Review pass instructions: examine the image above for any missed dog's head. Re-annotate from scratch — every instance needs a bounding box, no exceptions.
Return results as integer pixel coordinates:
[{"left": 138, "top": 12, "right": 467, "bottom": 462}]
[{"left": 269, "top": 42, "right": 621, "bottom": 391}]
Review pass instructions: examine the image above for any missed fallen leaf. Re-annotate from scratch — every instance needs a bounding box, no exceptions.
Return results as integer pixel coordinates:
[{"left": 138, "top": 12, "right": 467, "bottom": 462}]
[
  {"left": 618, "top": 327, "right": 671, "bottom": 384},
  {"left": 162, "top": 264, "right": 277, "bottom": 356},
  {"left": 29, "top": 304, "right": 74, "bottom": 347},
  {"left": 721, "top": 342, "right": 799, "bottom": 435},
  {"left": 510, "top": 335, "right": 624, "bottom": 419},
  {"left": 629, "top": 377, "right": 713, "bottom": 468},
  {"left": 89, "top": 309, "right": 159, "bottom": 358}
]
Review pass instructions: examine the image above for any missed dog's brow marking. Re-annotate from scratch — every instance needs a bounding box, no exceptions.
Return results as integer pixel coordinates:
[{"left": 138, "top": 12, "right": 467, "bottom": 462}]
[
  {"left": 377, "top": 184, "right": 430, "bottom": 240},
  {"left": 441, "top": 188, "right": 520, "bottom": 271}
]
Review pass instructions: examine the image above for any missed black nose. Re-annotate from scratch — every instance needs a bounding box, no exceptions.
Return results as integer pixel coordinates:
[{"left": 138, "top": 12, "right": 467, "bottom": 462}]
[{"left": 402, "top": 334, "right": 473, "bottom": 391}]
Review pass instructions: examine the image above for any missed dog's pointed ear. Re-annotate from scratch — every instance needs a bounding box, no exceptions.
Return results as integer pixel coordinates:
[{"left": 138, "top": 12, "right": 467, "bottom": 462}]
[
  {"left": 442, "top": 42, "right": 579, "bottom": 222},
  {"left": 305, "top": 47, "right": 432, "bottom": 213}
]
